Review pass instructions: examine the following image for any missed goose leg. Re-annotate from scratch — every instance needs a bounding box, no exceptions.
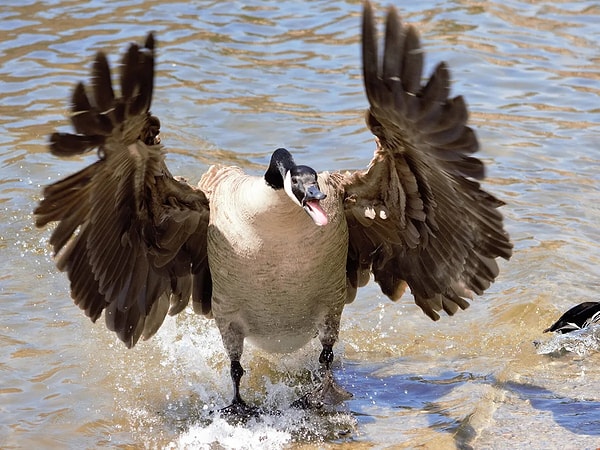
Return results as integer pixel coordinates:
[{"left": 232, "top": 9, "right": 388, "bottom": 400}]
[
  {"left": 216, "top": 321, "right": 260, "bottom": 418},
  {"left": 317, "top": 311, "right": 353, "bottom": 406},
  {"left": 318, "top": 344, "right": 353, "bottom": 406},
  {"left": 292, "top": 343, "right": 353, "bottom": 409},
  {"left": 230, "top": 360, "right": 245, "bottom": 405},
  {"left": 218, "top": 359, "right": 261, "bottom": 419}
]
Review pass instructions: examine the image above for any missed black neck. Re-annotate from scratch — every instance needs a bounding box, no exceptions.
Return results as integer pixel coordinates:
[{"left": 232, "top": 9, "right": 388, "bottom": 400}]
[{"left": 264, "top": 148, "right": 295, "bottom": 189}]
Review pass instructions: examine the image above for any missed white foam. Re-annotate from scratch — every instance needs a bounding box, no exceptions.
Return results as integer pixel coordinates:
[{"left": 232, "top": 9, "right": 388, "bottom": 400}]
[
  {"left": 535, "top": 324, "right": 600, "bottom": 356},
  {"left": 168, "top": 417, "right": 292, "bottom": 450},
  {"left": 136, "top": 310, "right": 356, "bottom": 448}
]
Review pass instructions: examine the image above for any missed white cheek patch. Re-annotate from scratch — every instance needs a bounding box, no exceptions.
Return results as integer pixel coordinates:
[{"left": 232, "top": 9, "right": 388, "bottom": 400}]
[{"left": 284, "top": 170, "right": 302, "bottom": 207}]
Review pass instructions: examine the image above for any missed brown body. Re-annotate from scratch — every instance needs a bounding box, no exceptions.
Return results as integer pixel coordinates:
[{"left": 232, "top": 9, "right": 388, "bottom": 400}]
[{"left": 201, "top": 168, "right": 349, "bottom": 358}]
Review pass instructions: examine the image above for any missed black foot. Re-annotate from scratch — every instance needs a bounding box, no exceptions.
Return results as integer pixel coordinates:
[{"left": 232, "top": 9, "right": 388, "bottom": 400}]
[
  {"left": 217, "top": 400, "right": 262, "bottom": 423},
  {"left": 292, "top": 370, "right": 353, "bottom": 409},
  {"left": 291, "top": 391, "right": 322, "bottom": 409},
  {"left": 211, "top": 359, "right": 264, "bottom": 423}
]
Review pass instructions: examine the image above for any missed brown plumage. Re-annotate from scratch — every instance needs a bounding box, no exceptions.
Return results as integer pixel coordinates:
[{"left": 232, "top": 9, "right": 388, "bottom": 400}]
[
  {"left": 34, "top": 2, "right": 512, "bottom": 413},
  {"left": 34, "top": 35, "right": 210, "bottom": 348}
]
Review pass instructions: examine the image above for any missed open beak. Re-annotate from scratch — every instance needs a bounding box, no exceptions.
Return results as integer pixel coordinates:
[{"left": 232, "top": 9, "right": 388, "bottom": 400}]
[{"left": 303, "top": 185, "right": 328, "bottom": 226}]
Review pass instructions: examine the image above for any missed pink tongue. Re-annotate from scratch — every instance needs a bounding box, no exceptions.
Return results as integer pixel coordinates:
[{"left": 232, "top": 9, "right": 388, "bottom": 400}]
[{"left": 306, "top": 200, "right": 328, "bottom": 226}]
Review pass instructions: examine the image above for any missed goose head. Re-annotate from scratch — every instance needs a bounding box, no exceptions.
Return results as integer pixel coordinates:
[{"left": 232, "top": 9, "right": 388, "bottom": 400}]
[{"left": 264, "top": 148, "right": 328, "bottom": 226}]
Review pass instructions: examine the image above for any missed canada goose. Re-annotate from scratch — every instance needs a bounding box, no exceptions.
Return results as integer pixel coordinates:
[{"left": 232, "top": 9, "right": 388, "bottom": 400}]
[
  {"left": 34, "top": 2, "right": 513, "bottom": 414},
  {"left": 544, "top": 302, "right": 600, "bottom": 334}
]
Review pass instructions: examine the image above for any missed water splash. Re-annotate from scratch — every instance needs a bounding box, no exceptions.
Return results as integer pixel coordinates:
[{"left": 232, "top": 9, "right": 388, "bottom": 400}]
[
  {"left": 124, "top": 310, "right": 357, "bottom": 448},
  {"left": 168, "top": 416, "right": 292, "bottom": 450},
  {"left": 534, "top": 325, "right": 600, "bottom": 356}
]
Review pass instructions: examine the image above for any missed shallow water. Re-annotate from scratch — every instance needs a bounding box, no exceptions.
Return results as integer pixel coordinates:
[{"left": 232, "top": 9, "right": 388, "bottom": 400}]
[{"left": 1, "top": 0, "right": 600, "bottom": 448}]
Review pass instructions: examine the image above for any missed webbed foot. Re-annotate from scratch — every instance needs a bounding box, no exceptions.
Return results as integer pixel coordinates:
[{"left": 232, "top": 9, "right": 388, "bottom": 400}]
[
  {"left": 214, "top": 359, "right": 264, "bottom": 423},
  {"left": 217, "top": 399, "right": 262, "bottom": 423},
  {"left": 292, "top": 369, "right": 353, "bottom": 409}
]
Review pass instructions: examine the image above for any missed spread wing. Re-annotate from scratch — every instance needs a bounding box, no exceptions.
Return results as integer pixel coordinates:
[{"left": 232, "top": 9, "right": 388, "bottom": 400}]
[
  {"left": 34, "top": 34, "right": 212, "bottom": 348},
  {"left": 342, "top": 3, "right": 513, "bottom": 320}
]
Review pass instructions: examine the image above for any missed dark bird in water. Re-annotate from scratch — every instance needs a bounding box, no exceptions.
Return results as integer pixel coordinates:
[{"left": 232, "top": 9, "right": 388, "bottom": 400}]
[
  {"left": 34, "top": 2, "right": 512, "bottom": 415},
  {"left": 544, "top": 302, "right": 600, "bottom": 334}
]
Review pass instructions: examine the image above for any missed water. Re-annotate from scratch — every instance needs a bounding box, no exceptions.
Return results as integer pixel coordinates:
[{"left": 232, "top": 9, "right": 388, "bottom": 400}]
[{"left": 1, "top": 0, "right": 600, "bottom": 448}]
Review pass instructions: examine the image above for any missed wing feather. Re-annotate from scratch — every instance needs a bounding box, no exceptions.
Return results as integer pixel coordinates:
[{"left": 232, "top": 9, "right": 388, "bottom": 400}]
[
  {"left": 34, "top": 34, "right": 211, "bottom": 348},
  {"left": 343, "top": 3, "right": 512, "bottom": 320}
]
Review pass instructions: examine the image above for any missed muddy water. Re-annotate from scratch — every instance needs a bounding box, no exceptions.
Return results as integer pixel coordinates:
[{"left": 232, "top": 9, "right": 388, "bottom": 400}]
[{"left": 1, "top": 0, "right": 600, "bottom": 448}]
